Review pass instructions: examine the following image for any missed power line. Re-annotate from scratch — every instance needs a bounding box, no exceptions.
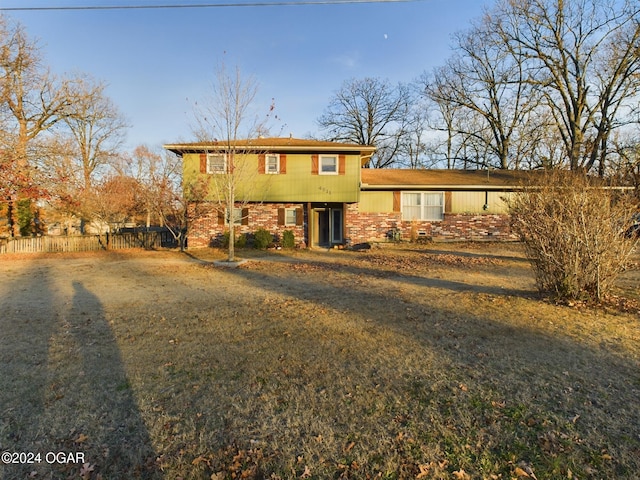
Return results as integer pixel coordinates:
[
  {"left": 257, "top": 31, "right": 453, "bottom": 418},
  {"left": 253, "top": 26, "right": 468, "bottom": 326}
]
[{"left": 0, "top": 0, "right": 425, "bottom": 12}]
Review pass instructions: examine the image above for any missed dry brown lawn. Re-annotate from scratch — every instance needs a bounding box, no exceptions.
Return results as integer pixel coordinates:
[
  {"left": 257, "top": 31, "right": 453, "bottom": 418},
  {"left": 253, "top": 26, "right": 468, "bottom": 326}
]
[{"left": 0, "top": 242, "right": 638, "bottom": 480}]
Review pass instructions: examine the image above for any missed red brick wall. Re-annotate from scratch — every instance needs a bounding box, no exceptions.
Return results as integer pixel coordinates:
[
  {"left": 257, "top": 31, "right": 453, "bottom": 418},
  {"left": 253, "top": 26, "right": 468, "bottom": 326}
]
[
  {"left": 188, "top": 201, "right": 516, "bottom": 248},
  {"left": 187, "top": 202, "right": 306, "bottom": 248},
  {"left": 345, "top": 203, "right": 515, "bottom": 244}
]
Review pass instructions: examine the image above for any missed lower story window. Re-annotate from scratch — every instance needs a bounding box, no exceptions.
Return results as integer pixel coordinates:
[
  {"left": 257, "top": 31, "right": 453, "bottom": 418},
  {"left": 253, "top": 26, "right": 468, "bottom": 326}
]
[
  {"left": 401, "top": 192, "right": 444, "bottom": 221},
  {"left": 227, "top": 207, "right": 243, "bottom": 225},
  {"left": 285, "top": 208, "right": 298, "bottom": 226}
]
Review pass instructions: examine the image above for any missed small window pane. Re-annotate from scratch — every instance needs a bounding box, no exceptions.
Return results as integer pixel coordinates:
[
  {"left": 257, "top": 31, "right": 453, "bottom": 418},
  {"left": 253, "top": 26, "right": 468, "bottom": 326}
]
[
  {"left": 207, "top": 154, "right": 226, "bottom": 173},
  {"left": 285, "top": 209, "right": 297, "bottom": 225},
  {"left": 266, "top": 154, "right": 279, "bottom": 174},
  {"left": 424, "top": 193, "right": 443, "bottom": 207},
  {"left": 404, "top": 193, "right": 421, "bottom": 206},
  {"left": 320, "top": 155, "right": 337, "bottom": 173},
  {"left": 227, "top": 207, "right": 242, "bottom": 225}
]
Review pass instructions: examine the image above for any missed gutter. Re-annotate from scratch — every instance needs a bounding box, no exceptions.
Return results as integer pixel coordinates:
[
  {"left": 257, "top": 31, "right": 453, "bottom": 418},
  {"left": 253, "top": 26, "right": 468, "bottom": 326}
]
[{"left": 360, "top": 183, "right": 519, "bottom": 191}]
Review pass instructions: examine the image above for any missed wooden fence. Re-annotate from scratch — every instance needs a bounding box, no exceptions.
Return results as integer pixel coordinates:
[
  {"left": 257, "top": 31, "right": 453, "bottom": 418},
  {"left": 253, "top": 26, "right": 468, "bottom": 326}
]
[{"left": 0, "top": 231, "right": 178, "bottom": 255}]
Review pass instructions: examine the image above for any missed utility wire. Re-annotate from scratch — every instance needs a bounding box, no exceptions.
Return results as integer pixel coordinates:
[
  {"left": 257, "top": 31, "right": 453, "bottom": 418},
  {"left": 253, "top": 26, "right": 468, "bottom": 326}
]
[{"left": 0, "top": 0, "right": 425, "bottom": 11}]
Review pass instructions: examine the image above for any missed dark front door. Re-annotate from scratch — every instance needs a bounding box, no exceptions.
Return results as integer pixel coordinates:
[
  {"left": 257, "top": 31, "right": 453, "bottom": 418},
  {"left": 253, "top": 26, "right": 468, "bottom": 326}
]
[{"left": 313, "top": 206, "right": 342, "bottom": 247}]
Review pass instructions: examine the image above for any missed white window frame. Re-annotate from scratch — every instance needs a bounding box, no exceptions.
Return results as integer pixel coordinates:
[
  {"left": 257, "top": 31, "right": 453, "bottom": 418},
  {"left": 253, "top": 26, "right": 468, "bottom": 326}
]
[
  {"left": 319, "top": 154, "right": 338, "bottom": 175},
  {"left": 207, "top": 153, "right": 227, "bottom": 174},
  {"left": 284, "top": 208, "right": 298, "bottom": 226},
  {"left": 401, "top": 191, "right": 444, "bottom": 221},
  {"left": 265, "top": 153, "right": 280, "bottom": 174}
]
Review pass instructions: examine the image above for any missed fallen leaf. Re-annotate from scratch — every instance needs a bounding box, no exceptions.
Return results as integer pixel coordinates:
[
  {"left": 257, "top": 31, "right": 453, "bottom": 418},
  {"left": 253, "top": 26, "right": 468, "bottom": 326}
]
[
  {"left": 192, "top": 455, "right": 208, "bottom": 466},
  {"left": 453, "top": 469, "right": 470, "bottom": 479},
  {"left": 416, "top": 463, "right": 431, "bottom": 479},
  {"left": 79, "top": 463, "right": 95, "bottom": 480},
  {"left": 514, "top": 466, "right": 530, "bottom": 478},
  {"left": 75, "top": 433, "right": 88, "bottom": 444},
  {"left": 300, "top": 465, "right": 312, "bottom": 478}
]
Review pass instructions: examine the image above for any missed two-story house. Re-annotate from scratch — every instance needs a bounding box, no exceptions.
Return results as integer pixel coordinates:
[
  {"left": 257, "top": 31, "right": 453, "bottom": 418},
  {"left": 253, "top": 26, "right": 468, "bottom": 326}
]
[
  {"left": 165, "top": 137, "right": 528, "bottom": 248},
  {"left": 164, "top": 137, "right": 376, "bottom": 248}
]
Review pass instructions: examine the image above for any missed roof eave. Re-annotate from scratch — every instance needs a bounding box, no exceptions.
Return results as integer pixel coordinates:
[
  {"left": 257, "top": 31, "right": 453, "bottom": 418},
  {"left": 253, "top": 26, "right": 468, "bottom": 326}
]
[
  {"left": 360, "top": 183, "right": 521, "bottom": 190},
  {"left": 163, "top": 143, "right": 377, "bottom": 155}
]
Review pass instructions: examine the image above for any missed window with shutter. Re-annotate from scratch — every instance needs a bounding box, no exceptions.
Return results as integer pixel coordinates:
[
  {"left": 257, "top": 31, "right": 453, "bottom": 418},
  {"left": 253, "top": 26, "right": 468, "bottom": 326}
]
[
  {"left": 265, "top": 154, "right": 280, "bottom": 174},
  {"left": 206, "top": 154, "right": 227, "bottom": 173},
  {"left": 401, "top": 192, "right": 444, "bottom": 221},
  {"left": 319, "top": 155, "right": 338, "bottom": 175}
]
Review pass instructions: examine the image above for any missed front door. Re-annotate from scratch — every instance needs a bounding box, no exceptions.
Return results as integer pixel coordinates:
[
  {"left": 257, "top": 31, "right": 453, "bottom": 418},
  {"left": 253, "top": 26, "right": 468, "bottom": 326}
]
[{"left": 312, "top": 206, "right": 343, "bottom": 247}]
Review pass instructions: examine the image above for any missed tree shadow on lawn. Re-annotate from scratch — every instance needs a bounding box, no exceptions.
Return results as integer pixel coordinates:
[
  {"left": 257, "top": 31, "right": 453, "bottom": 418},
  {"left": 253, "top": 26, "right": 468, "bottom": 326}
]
[
  {"left": 0, "top": 259, "right": 160, "bottom": 479},
  {"left": 407, "top": 245, "right": 531, "bottom": 264},
  {"left": 220, "top": 257, "right": 640, "bottom": 478},
  {"left": 252, "top": 252, "right": 537, "bottom": 299}
]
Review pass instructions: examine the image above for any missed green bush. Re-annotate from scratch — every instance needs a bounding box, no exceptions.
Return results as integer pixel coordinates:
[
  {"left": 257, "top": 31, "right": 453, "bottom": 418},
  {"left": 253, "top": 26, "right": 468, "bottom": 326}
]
[
  {"left": 282, "top": 230, "right": 295, "bottom": 248},
  {"left": 253, "top": 228, "right": 273, "bottom": 249},
  {"left": 220, "top": 230, "right": 231, "bottom": 248},
  {"left": 221, "top": 231, "right": 247, "bottom": 248},
  {"left": 236, "top": 233, "right": 247, "bottom": 248}
]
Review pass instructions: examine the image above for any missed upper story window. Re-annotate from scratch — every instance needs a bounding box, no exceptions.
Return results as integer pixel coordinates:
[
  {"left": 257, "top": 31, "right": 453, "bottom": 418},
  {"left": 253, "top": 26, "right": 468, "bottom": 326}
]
[
  {"left": 401, "top": 192, "right": 444, "bottom": 221},
  {"left": 265, "top": 154, "right": 280, "bottom": 174},
  {"left": 207, "top": 154, "right": 227, "bottom": 174},
  {"left": 319, "top": 155, "right": 338, "bottom": 175}
]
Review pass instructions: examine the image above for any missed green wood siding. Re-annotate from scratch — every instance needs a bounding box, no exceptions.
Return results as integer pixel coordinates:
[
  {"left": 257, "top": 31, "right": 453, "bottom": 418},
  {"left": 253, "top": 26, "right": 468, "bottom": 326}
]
[
  {"left": 451, "top": 191, "right": 511, "bottom": 214},
  {"left": 183, "top": 152, "right": 361, "bottom": 203},
  {"left": 359, "top": 191, "right": 394, "bottom": 213}
]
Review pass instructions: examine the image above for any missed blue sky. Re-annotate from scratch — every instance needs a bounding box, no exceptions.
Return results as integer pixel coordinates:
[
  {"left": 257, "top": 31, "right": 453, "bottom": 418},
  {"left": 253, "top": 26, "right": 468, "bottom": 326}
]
[{"left": 3, "top": 0, "right": 488, "bottom": 150}]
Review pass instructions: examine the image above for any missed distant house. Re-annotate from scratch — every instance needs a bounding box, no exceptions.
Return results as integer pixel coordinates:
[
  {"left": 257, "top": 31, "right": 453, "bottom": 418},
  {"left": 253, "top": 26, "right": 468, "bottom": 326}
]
[{"left": 164, "top": 137, "right": 528, "bottom": 248}]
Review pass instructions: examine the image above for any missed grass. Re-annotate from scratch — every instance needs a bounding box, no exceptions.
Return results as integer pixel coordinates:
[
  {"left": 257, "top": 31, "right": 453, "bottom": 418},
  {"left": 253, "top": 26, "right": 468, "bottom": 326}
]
[{"left": 0, "top": 242, "right": 638, "bottom": 479}]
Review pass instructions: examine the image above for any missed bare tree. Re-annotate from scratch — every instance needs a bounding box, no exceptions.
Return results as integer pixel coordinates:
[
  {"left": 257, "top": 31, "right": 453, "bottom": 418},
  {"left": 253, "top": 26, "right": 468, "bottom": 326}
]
[
  {"left": 423, "top": 18, "right": 537, "bottom": 170},
  {"left": 0, "top": 16, "right": 81, "bottom": 236},
  {"left": 493, "top": 0, "right": 640, "bottom": 173},
  {"left": 63, "top": 76, "right": 128, "bottom": 190},
  {"left": 191, "top": 62, "right": 272, "bottom": 261},
  {"left": 128, "top": 145, "right": 188, "bottom": 249},
  {"left": 317, "top": 77, "right": 410, "bottom": 168}
]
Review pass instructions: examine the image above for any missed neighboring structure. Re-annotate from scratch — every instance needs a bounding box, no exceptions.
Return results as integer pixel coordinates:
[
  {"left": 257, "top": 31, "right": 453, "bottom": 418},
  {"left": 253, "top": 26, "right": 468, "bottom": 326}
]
[{"left": 164, "top": 138, "right": 528, "bottom": 248}]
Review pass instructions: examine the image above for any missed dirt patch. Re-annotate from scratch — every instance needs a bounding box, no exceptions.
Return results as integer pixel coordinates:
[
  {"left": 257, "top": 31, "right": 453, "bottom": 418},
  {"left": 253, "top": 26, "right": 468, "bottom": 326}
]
[{"left": 0, "top": 243, "right": 638, "bottom": 479}]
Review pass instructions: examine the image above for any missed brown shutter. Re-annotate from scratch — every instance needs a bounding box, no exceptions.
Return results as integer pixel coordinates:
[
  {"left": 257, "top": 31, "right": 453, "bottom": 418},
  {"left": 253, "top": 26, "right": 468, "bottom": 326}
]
[
  {"left": 296, "top": 207, "right": 303, "bottom": 226},
  {"left": 338, "top": 154, "right": 346, "bottom": 175},
  {"left": 277, "top": 207, "right": 285, "bottom": 226},
  {"left": 258, "top": 154, "right": 265, "bottom": 174},
  {"left": 241, "top": 208, "right": 249, "bottom": 225},
  {"left": 393, "top": 191, "right": 401, "bottom": 212},
  {"left": 444, "top": 191, "right": 452, "bottom": 214},
  {"left": 200, "top": 154, "right": 207, "bottom": 173},
  {"left": 217, "top": 208, "right": 225, "bottom": 225},
  {"left": 280, "top": 154, "right": 286, "bottom": 174},
  {"left": 311, "top": 154, "right": 318, "bottom": 175}
]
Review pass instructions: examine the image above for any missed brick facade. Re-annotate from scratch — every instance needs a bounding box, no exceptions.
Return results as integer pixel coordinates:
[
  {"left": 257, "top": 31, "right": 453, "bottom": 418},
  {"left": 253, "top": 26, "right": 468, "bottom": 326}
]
[
  {"left": 345, "top": 203, "right": 515, "bottom": 244},
  {"left": 187, "top": 202, "right": 306, "bottom": 248},
  {"left": 187, "top": 201, "right": 515, "bottom": 249}
]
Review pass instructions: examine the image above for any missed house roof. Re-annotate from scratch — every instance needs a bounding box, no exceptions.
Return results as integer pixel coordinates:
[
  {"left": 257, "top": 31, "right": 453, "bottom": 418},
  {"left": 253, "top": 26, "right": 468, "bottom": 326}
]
[
  {"left": 361, "top": 169, "right": 534, "bottom": 190},
  {"left": 164, "top": 137, "right": 377, "bottom": 156}
]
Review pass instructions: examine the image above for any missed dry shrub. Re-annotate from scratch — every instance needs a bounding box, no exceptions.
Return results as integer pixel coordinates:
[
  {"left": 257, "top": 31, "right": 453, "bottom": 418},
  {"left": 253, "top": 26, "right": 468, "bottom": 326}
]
[{"left": 509, "top": 171, "right": 638, "bottom": 301}]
